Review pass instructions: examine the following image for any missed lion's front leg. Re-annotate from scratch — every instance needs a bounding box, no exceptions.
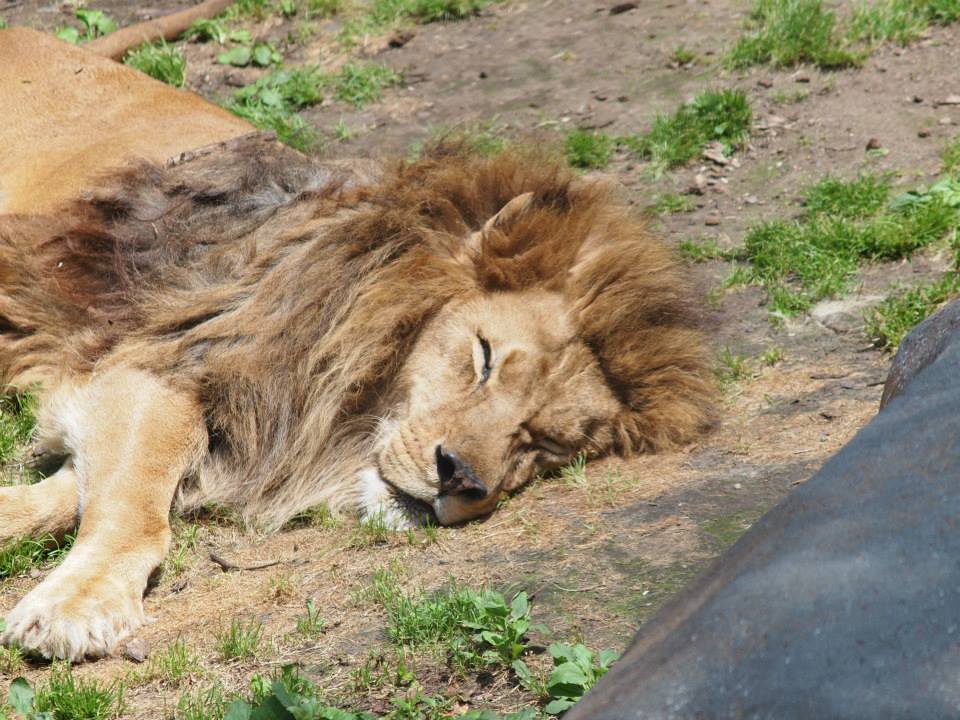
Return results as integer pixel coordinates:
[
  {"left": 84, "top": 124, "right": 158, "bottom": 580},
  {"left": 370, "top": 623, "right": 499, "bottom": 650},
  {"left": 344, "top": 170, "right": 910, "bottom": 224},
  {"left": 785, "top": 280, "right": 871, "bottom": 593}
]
[
  {"left": 1, "top": 368, "right": 205, "bottom": 661},
  {"left": 0, "top": 463, "right": 80, "bottom": 544}
]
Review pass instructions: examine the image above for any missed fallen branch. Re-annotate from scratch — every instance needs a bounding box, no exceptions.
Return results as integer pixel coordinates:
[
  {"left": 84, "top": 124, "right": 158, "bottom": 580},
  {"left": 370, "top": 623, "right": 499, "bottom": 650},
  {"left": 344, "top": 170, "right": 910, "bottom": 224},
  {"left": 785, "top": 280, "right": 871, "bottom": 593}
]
[
  {"left": 86, "top": 0, "right": 235, "bottom": 61},
  {"left": 209, "top": 551, "right": 282, "bottom": 572}
]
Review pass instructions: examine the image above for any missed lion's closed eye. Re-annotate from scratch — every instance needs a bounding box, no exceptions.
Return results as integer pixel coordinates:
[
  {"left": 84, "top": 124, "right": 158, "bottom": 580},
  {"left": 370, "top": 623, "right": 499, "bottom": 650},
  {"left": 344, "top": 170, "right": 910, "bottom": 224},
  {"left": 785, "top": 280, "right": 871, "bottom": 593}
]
[
  {"left": 476, "top": 334, "right": 493, "bottom": 385},
  {"left": 537, "top": 437, "right": 571, "bottom": 457}
]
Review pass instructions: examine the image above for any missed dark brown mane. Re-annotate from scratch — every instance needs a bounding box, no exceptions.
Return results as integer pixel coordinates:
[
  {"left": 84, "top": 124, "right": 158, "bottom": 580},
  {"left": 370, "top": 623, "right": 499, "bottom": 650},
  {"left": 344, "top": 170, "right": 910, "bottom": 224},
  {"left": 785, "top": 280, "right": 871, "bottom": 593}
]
[{"left": 0, "top": 140, "right": 713, "bottom": 525}]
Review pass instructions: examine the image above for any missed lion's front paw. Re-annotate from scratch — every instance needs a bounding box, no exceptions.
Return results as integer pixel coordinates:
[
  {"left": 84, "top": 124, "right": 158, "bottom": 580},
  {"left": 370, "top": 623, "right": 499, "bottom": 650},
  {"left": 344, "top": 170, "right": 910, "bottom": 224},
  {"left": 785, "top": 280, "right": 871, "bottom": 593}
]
[{"left": 1, "top": 575, "right": 145, "bottom": 661}]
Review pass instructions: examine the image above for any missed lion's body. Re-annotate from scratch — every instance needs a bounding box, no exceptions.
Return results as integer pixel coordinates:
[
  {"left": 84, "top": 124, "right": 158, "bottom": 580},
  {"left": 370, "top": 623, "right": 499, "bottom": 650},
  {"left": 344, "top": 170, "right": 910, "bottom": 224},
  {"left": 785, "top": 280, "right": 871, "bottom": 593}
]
[{"left": 0, "top": 28, "right": 714, "bottom": 661}]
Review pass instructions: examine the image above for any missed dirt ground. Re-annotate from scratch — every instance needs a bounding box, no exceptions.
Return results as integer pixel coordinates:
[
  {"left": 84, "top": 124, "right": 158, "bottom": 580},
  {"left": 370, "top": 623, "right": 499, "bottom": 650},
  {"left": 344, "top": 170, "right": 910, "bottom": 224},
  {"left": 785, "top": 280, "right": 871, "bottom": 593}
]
[{"left": 2, "top": 0, "right": 959, "bottom": 716}]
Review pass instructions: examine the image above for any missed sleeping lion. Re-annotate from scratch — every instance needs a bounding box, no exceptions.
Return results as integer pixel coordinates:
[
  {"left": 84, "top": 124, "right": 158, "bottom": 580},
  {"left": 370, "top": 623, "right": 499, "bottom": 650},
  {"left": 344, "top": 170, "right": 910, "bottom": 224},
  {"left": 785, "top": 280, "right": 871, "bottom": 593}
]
[{"left": 0, "top": 28, "right": 714, "bottom": 661}]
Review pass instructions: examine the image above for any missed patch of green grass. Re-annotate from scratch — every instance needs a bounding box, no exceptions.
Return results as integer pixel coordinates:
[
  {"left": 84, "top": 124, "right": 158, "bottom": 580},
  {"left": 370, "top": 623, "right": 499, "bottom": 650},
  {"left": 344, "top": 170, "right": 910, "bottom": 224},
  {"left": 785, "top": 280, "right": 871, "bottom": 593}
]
[
  {"left": 369, "top": 571, "right": 546, "bottom": 670},
  {"left": 287, "top": 503, "right": 339, "bottom": 529},
  {"left": 131, "top": 638, "right": 203, "bottom": 686},
  {"left": 849, "top": 0, "right": 960, "bottom": 45},
  {"left": 225, "top": 67, "right": 325, "bottom": 151},
  {"left": 558, "top": 454, "right": 587, "bottom": 487},
  {"left": 183, "top": 17, "right": 229, "bottom": 43},
  {"left": 329, "top": 61, "right": 401, "bottom": 107},
  {"left": 340, "top": 0, "right": 500, "bottom": 43},
  {"left": 55, "top": 7, "right": 117, "bottom": 44},
  {"left": 761, "top": 346, "right": 787, "bottom": 366},
  {"left": 866, "top": 272, "right": 960, "bottom": 349},
  {"left": 350, "top": 511, "right": 391, "bottom": 548},
  {"left": 771, "top": 88, "right": 809, "bottom": 104},
  {"left": 942, "top": 135, "right": 960, "bottom": 174},
  {"left": 0, "top": 390, "right": 37, "bottom": 467},
  {"left": 175, "top": 683, "right": 232, "bottom": 720},
  {"left": 0, "top": 533, "right": 75, "bottom": 580},
  {"left": 728, "top": 0, "right": 864, "bottom": 70},
  {"left": 733, "top": 174, "right": 960, "bottom": 316},
  {"left": 678, "top": 237, "right": 735, "bottom": 262},
  {"left": 216, "top": 618, "right": 263, "bottom": 661},
  {"left": 0, "top": 644, "right": 25, "bottom": 675},
  {"left": 651, "top": 192, "right": 695, "bottom": 214},
  {"left": 163, "top": 521, "right": 200, "bottom": 577},
  {"left": 670, "top": 44, "right": 698, "bottom": 65},
  {"left": 295, "top": 599, "right": 326, "bottom": 638},
  {"left": 715, "top": 348, "right": 751, "bottom": 389},
  {"left": 0, "top": 17, "right": 7, "bottom": 29},
  {"left": 19, "top": 665, "right": 126, "bottom": 720},
  {"left": 623, "top": 88, "right": 752, "bottom": 173},
  {"left": 124, "top": 40, "right": 187, "bottom": 88},
  {"left": 565, "top": 130, "right": 613, "bottom": 169},
  {"left": 306, "top": 0, "right": 345, "bottom": 18}
]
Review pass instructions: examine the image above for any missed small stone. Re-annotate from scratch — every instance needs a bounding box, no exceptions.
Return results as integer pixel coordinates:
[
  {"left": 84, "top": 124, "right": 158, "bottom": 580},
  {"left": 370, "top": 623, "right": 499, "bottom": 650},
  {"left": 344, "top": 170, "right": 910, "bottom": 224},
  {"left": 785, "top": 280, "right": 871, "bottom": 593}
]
[
  {"left": 744, "top": 194, "right": 760, "bottom": 205},
  {"left": 734, "top": 483, "right": 742, "bottom": 490},
  {"left": 757, "top": 78, "right": 774, "bottom": 89},
  {"left": 704, "top": 215, "right": 721, "bottom": 226},
  {"left": 125, "top": 638, "right": 150, "bottom": 663},
  {"left": 940, "top": 117, "right": 954, "bottom": 126},
  {"left": 609, "top": 2, "right": 638, "bottom": 14},
  {"left": 865, "top": 137, "right": 883, "bottom": 150},
  {"left": 913, "top": 95, "right": 924, "bottom": 103},
  {"left": 942, "top": 94, "right": 960, "bottom": 105},
  {"left": 702, "top": 141, "right": 729, "bottom": 166},
  {"left": 919, "top": 129, "right": 932, "bottom": 138},
  {"left": 478, "top": 70, "right": 488, "bottom": 79},
  {"left": 616, "top": 95, "right": 629, "bottom": 102},
  {"left": 794, "top": 74, "right": 811, "bottom": 83}
]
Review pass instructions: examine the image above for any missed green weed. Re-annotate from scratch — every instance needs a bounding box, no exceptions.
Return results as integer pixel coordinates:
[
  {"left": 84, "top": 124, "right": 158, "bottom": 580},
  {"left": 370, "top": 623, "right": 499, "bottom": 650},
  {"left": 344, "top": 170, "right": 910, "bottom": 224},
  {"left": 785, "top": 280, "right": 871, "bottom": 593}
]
[
  {"left": 558, "top": 454, "right": 588, "bottom": 487},
  {"left": 225, "top": 67, "right": 325, "bottom": 151},
  {"left": 866, "top": 273, "right": 960, "bottom": 349},
  {"left": 677, "top": 237, "right": 733, "bottom": 262},
  {"left": 565, "top": 130, "right": 613, "bottom": 169},
  {"left": 55, "top": 8, "right": 117, "bottom": 44},
  {"left": 514, "top": 643, "right": 619, "bottom": 715},
  {"left": 651, "top": 192, "right": 695, "bottom": 214},
  {"left": 124, "top": 40, "right": 187, "bottom": 88},
  {"left": 350, "top": 511, "right": 391, "bottom": 548},
  {"left": 131, "top": 638, "right": 203, "bottom": 686},
  {"left": 12, "top": 666, "right": 126, "bottom": 720},
  {"left": 0, "top": 533, "right": 75, "bottom": 580},
  {"left": 0, "top": 644, "right": 25, "bottom": 675},
  {"left": 184, "top": 17, "right": 230, "bottom": 43},
  {"left": 624, "top": 88, "right": 752, "bottom": 173},
  {"left": 163, "top": 521, "right": 200, "bottom": 577},
  {"left": 771, "top": 88, "right": 809, "bottom": 105},
  {"left": 761, "top": 346, "right": 787, "bottom": 366},
  {"left": 218, "top": 41, "right": 282, "bottom": 68},
  {"left": 0, "top": 390, "right": 37, "bottom": 467},
  {"left": 306, "top": 0, "right": 345, "bottom": 18},
  {"left": 849, "top": 0, "right": 960, "bottom": 45},
  {"left": 727, "top": 0, "right": 863, "bottom": 69},
  {"left": 329, "top": 62, "right": 401, "bottom": 107},
  {"left": 175, "top": 683, "right": 232, "bottom": 720},
  {"left": 715, "top": 348, "right": 751, "bottom": 388},
  {"left": 216, "top": 618, "right": 263, "bottom": 661},
  {"left": 734, "top": 174, "right": 960, "bottom": 316},
  {"left": 943, "top": 135, "right": 960, "bottom": 174},
  {"left": 295, "top": 599, "right": 326, "bottom": 638},
  {"left": 670, "top": 44, "right": 698, "bottom": 65}
]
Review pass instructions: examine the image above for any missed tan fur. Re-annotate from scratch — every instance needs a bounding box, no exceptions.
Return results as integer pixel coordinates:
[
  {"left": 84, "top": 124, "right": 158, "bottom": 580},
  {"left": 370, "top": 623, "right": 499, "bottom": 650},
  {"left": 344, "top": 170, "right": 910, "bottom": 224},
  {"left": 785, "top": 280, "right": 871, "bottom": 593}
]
[{"left": 0, "top": 33, "right": 715, "bottom": 660}]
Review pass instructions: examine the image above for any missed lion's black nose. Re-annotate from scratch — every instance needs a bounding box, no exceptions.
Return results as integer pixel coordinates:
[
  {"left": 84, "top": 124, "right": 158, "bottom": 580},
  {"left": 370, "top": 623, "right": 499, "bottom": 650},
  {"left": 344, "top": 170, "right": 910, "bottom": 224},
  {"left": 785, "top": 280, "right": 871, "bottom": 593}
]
[{"left": 436, "top": 445, "right": 488, "bottom": 499}]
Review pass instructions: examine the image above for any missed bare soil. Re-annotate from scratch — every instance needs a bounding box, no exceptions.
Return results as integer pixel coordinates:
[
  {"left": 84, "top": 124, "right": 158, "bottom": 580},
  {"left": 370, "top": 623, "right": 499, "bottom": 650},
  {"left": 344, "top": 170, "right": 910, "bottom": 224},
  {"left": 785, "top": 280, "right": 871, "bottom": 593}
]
[{"left": 2, "top": 0, "right": 959, "bottom": 716}]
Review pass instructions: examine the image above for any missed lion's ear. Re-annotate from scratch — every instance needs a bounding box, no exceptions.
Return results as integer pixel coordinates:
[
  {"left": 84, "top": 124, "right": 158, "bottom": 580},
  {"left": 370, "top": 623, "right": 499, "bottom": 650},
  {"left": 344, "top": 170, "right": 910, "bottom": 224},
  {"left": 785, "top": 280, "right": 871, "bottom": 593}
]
[{"left": 483, "top": 192, "right": 534, "bottom": 233}]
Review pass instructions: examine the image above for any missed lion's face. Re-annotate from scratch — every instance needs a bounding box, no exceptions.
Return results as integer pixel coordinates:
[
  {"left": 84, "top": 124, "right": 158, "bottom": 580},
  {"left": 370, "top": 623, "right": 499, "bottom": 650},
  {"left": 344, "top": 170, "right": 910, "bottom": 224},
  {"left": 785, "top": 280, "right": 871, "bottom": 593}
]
[{"left": 361, "top": 288, "right": 622, "bottom": 527}]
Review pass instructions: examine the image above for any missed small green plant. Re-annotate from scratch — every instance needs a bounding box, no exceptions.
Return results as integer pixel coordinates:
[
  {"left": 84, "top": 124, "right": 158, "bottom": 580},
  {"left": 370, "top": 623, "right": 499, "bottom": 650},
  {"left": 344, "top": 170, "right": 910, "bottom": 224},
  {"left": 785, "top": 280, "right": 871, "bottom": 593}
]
[
  {"left": 677, "top": 237, "right": 733, "bottom": 262},
  {"left": 225, "top": 67, "right": 325, "bottom": 151},
  {"left": 306, "top": 0, "right": 344, "bottom": 18},
  {"left": 565, "top": 130, "right": 614, "bottom": 169},
  {"left": 163, "top": 521, "right": 200, "bottom": 577},
  {"left": 176, "top": 683, "right": 231, "bottom": 720},
  {"left": 771, "top": 88, "right": 809, "bottom": 105},
  {"left": 288, "top": 503, "right": 339, "bottom": 528},
  {"left": 761, "top": 346, "right": 787, "bottom": 366},
  {"left": 727, "top": 0, "right": 863, "bottom": 69},
  {"left": 651, "top": 192, "right": 695, "bottom": 214},
  {"left": 670, "top": 44, "right": 697, "bottom": 65},
  {"left": 55, "top": 8, "right": 117, "bottom": 44},
  {"left": 10, "top": 666, "right": 126, "bottom": 720},
  {"left": 558, "top": 454, "right": 588, "bottom": 487},
  {"left": 350, "top": 511, "right": 391, "bottom": 548},
  {"left": 328, "top": 62, "right": 402, "bottom": 108},
  {"left": 0, "top": 390, "right": 37, "bottom": 467},
  {"left": 0, "top": 533, "right": 75, "bottom": 580},
  {"left": 131, "top": 638, "right": 202, "bottom": 685},
  {"left": 218, "top": 41, "right": 282, "bottom": 68},
  {"left": 124, "top": 40, "right": 187, "bottom": 88},
  {"left": 624, "top": 88, "right": 752, "bottom": 173},
  {"left": 943, "top": 135, "right": 960, "bottom": 174},
  {"left": 849, "top": 0, "right": 960, "bottom": 45},
  {"left": 0, "top": 644, "right": 25, "bottom": 675},
  {"left": 183, "top": 17, "right": 229, "bottom": 43},
  {"left": 866, "top": 273, "right": 960, "bottom": 350},
  {"left": 295, "top": 599, "right": 326, "bottom": 638},
  {"left": 216, "top": 618, "right": 263, "bottom": 661},
  {"left": 515, "top": 642, "right": 619, "bottom": 715},
  {"left": 716, "top": 348, "right": 751, "bottom": 388},
  {"left": 0, "top": 17, "right": 7, "bottom": 29},
  {"left": 457, "top": 590, "right": 547, "bottom": 666}
]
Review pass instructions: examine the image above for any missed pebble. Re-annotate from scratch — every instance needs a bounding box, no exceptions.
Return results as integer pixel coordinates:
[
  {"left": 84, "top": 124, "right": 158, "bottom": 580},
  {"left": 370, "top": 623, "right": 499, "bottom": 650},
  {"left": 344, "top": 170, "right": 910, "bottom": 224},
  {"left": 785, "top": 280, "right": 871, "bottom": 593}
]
[
  {"left": 125, "top": 638, "right": 150, "bottom": 664},
  {"left": 704, "top": 215, "right": 721, "bottom": 226},
  {"left": 865, "top": 137, "right": 883, "bottom": 150},
  {"left": 919, "top": 129, "right": 932, "bottom": 138}
]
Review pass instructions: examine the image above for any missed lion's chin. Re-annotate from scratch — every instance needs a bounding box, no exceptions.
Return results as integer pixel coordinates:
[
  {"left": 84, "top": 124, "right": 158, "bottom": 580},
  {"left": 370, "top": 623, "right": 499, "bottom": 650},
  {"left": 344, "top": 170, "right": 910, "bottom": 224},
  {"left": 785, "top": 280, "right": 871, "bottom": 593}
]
[{"left": 357, "top": 467, "right": 437, "bottom": 529}]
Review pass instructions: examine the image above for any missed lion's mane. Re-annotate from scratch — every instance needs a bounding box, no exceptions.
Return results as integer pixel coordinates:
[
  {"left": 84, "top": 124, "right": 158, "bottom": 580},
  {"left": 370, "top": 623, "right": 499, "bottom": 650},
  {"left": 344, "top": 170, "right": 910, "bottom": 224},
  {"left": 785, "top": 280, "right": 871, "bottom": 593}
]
[{"left": 0, "top": 137, "right": 713, "bottom": 527}]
